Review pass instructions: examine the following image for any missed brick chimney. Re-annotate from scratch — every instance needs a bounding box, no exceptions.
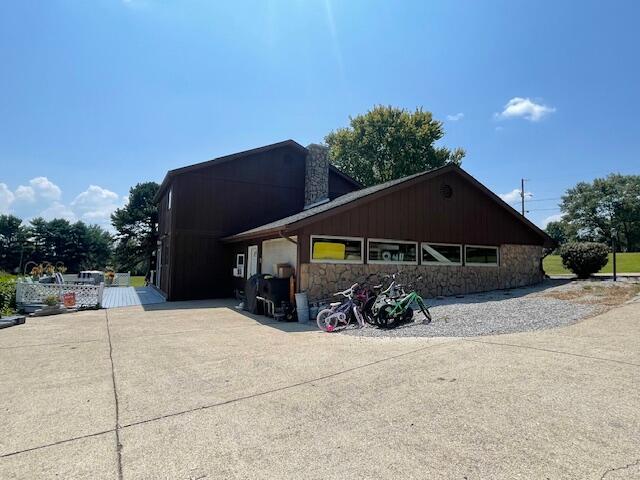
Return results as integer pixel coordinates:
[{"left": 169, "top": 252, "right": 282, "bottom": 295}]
[{"left": 304, "top": 144, "right": 330, "bottom": 209}]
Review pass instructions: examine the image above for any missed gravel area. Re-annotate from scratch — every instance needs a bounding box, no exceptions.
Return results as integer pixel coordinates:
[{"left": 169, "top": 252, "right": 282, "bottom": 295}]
[{"left": 340, "top": 280, "right": 623, "bottom": 338}]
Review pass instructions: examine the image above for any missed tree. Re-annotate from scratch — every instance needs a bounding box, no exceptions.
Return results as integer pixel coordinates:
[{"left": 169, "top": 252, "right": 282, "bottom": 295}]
[
  {"left": 0, "top": 215, "right": 28, "bottom": 273},
  {"left": 84, "top": 225, "right": 113, "bottom": 270},
  {"left": 23, "top": 218, "right": 113, "bottom": 272},
  {"left": 544, "top": 219, "right": 577, "bottom": 252},
  {"left": 111, "top": 182, "right": 159, "bottom": 274},
  {"left": 560, "top": 174, "right": 640, "bottom": 251},
  {"left": 325, "top": 105, "right": 465, "bottom": 187}
]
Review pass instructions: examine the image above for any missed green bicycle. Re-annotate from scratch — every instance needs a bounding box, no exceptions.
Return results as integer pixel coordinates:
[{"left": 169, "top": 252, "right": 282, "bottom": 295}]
[{"left": 376, "top": 277, "right": 432, "bottom": 329}]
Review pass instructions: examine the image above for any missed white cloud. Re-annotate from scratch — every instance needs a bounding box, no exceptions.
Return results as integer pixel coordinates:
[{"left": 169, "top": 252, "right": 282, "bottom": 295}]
[
  {"left": 0, "top": 178, "right": 121, "bottom": 230},
  {"left": 495, "top": 97, "right": 556, "bottom": 122},
  {"left": 39, "top": 201, "right": 76, "bottom": 221},
  {"left": 541, "top": 213, "right": 564, "bottom": 228},
  {"left": 446, "top": 112, "right": 464, "bottom": 122},
  {"left": 14, "top": 185, "right": 35, "bottom": 203},
  {"left": 499, "top": 189, "right": 532, "bottom": 204},
  {"left": 30, "top": 176, "right": 62, "bottom": 200},
  {"left": 13, "top": 177, "right": 62, "bottom": 206},
  {"left": 0, "top": 183, "right": 15, "bottom": 214},
  {"left": 71, "top": 185, "right": 120, "bottom": 226}
]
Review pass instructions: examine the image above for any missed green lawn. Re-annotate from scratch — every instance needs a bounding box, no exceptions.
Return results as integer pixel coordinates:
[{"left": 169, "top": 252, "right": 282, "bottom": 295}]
[
  {"left": 544, "top": 252, "right": 640, "bottom": 275},
  {"left": 130, "top": 275, "right": 146, "bottom": 287}
]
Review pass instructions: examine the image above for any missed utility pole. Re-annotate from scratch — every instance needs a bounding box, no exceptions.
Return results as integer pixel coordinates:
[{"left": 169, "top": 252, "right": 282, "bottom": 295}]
[{"left": 520, "top": 178, "right": 527, "bottom": 216}]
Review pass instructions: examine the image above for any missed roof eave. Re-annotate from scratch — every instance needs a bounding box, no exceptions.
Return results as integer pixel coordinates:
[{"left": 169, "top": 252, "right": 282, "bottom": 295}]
[{"left": 154, "top": 139, "right": 307, "bottom": 203}]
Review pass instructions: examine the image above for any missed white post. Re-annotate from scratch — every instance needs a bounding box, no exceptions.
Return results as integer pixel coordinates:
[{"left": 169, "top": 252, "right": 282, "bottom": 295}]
[{"left": 98, "top": 282, "right": 105, "bottom": 307}]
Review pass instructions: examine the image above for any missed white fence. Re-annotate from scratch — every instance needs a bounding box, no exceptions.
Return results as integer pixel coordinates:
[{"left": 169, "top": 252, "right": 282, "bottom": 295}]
[
  {"left": 61, "top": 272, "right": 131, "bottom": 287},
  {"left": 112, "top": 272, "right": 131, "bottom": 287},
  {"left": 16, "top": 281, "right": 104, "bottom": 308}
]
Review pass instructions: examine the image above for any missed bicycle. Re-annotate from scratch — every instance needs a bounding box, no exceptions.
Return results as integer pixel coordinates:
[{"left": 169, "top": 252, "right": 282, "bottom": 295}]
[
  {"left": 376, "top": 278, "right": 431, "bottom": 329},
  {"left": 316, "top": 283, "right": 366, "bottom": 332},
  {"left": 363, "top": 273, "right": 403, "bottom": 326}
]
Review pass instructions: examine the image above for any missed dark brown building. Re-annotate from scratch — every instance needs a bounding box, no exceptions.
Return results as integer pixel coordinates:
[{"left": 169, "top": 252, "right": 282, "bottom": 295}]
[
  {"left": 156, "top": 140, "right": 553, "bottom": 302},
  {"left": 153, "top": 140, "right": 360, "bottom": 300},
  {"left": 224, "top": 161, "right": 554, "bottom": 300}
]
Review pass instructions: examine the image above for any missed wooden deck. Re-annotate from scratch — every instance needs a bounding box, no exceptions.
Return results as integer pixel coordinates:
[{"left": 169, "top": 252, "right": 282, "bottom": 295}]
[{"left": 102, "top": 287, "right": 166, "bottom": 309}]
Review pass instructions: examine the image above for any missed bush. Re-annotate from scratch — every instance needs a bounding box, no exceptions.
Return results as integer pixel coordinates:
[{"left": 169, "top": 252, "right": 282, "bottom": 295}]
[
  {"left": 559, "top": 242, "right": 609, "bottom": 278},
  {"left": 0, "top": 277, "right": 17, "bottom": 316}
]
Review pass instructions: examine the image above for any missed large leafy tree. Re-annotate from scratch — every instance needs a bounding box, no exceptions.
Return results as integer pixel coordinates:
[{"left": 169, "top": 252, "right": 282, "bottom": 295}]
[
  {"left": 325, "top": 105, "right": 465, "bottom": 187},
  {"left": 560, "top": 174, "right": 640, "bottom": 251},
  {"left": 111, "top": 182, "right": 159, "bottom": 274}
]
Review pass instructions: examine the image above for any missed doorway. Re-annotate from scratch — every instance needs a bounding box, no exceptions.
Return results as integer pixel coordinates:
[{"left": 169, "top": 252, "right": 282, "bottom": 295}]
[{"left": 247, "top": 245, "right": 259, "bottom": 278}]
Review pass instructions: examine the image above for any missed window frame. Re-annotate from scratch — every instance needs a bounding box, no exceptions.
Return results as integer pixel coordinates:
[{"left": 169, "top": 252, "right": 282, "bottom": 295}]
[
  {"left": 168, "top": 188, "right": 173, "bottom": 210},
  {"left": 367, "top": 238, "right": 419, "bottom": 265},
  {"left": 234, "top": 253, "right": 245, "bottom": 277},
  {"left": 310, "top": 235, "right": 365, "bottom": 264},
  {"left": 464, "top": 245, "right": 500, "bottom": 267},
  {"left": 420, "top": 242, "right": 462, "bottom": 266}
]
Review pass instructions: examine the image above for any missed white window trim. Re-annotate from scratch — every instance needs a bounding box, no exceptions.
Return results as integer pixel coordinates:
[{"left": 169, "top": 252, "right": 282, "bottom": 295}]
[
  {"left": 464, "top": 245, "right": 500, "bottom": 267},
  {"left": 168, "top": 188, "right": 172, "bottom": 210},
  {"left": 420, "top": 242, "right": 462, "bottom": 266},
  {"left": 310, "top": 235, "right": 364, "bottom": 264},
  {"left": 367, "top": 238, "right": 419, "bottom": 265}
]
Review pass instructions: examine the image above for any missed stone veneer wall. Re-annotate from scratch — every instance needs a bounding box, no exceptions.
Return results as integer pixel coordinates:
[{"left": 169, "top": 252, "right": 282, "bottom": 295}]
[
  {"left": 304, "top": 144, "right": 329, "bottom": 207},
  {"left": 299, "top": 244, "right": 544, "bottom": 301}
]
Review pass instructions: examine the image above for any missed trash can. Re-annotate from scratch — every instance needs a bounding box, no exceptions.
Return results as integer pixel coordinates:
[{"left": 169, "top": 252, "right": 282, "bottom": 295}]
[{"left": 295, "top": 292, "right": 309, "bottom": 323}]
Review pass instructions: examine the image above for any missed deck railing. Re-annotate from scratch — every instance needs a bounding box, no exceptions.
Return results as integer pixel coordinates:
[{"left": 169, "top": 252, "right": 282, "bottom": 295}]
[
  {"left": 16, "top": 281, "right": 104, "bottom": 308},
  {"left": 61, "top": 272, "right": 131, "bottom": 287}
]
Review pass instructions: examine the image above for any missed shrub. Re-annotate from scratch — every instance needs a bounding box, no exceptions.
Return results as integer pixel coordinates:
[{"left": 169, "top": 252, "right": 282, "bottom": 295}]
[
  {"left": 0, "top": 277, "right": 17, "bottom": 316},
  {"left": 559, "top": 242, "right": 609, "bottom": 278},
  {"left": 44, "top": 295, "right": 60, "bottom": 307}
]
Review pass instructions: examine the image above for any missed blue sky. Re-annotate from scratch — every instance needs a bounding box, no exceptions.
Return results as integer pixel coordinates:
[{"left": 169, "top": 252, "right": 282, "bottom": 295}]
[{"left": 1, "top": 0, "right": 638, "bottom": 230}]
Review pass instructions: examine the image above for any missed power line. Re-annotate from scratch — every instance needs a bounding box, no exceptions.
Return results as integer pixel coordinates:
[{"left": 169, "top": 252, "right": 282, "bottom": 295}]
[
  {"left": 509, "top": 197, "right": 562, "bottom": 207},
  {"left": 526, "top": 207, "right": 562, "bottom": 212}
]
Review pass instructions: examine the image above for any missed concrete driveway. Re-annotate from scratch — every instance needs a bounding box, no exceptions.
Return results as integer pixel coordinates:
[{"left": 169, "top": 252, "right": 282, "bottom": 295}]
[{"left": 1, "top": 300, "right": 639, "bottom": 479}]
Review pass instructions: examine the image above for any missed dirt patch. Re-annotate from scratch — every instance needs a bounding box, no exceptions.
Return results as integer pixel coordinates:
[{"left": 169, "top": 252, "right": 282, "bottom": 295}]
[{"left": 540, "top": 281, "right": 640, "bottom": 307}]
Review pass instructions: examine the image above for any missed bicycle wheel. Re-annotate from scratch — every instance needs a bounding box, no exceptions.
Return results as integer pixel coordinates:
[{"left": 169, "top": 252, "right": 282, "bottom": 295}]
[
  {"left": 362, "top": 297, "right": 377, "bottom": 325},
  {"left": 377, "top": 305, "right": 400, "bottom": 329},
  {"left": 414, "top": 300, "right": 432, "bottom": 325},
  {"left": 316, "top": 309, "right": 338, "bottom": 332}
]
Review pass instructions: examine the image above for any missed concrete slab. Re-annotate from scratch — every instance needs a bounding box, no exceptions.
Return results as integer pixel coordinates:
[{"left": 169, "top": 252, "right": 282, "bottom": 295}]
[
  {"left": 118, "top": 338, "right": 639, "bottom": 479},
  {"left": 0, "top": 432, "right": 117, "bottom": 480},
  {"left": 0, "top": 337, "right": 115, "bottom": 456},
  {"left": 1, "top": 298, "right": 639, "bottom": 479},
  {"left": 107, "top": 302, "right": 452, "bottom": 426}
]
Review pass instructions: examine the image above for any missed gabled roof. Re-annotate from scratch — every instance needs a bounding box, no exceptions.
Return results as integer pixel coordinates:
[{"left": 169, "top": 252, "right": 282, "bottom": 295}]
[
  {"left": 153, "top": 139, "right": 361, "bottom": 203},
  {"left": 223, "top": 164, "right": 555, "bottom": 248}
]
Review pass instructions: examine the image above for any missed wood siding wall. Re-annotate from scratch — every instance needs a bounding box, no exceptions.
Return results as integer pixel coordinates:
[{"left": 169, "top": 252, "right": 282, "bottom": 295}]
[
  {"left": 329, "top": 170, "right": 359, "bottom": 199},
  {"left": 297, "top": 170, "right": 543, "bottom": 263},
  {"left": 156, "top": 189, "right": 173, "bottom": 295},
  {"left": 161, "top": 145, "right": 359, "bottom": 300}
]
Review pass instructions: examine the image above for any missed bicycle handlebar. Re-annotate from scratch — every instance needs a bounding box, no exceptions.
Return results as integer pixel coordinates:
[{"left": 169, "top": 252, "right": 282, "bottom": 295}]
[{"left": 333, "top": 283, "right": 359, "bottom": 297}]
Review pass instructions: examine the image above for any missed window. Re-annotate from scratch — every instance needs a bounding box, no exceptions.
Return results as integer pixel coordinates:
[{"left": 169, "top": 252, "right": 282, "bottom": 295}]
[
  {"left": 368, "top": 239, "right": 418, "bottom": 265},
  {"left": 310, "top": 235, "right": 363, "bottom": 263},
  {"left": 168, "top": 188, "right": 173, "bottom": 210},
  {"left": 421, "top": 243, "right": 462, "bottom": 265},
  {"left": 465, "top": 245, "right": 499, "bottom": 266},
  {"left": 234, "top": 254, "right": 245, "bottom": 277}
]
